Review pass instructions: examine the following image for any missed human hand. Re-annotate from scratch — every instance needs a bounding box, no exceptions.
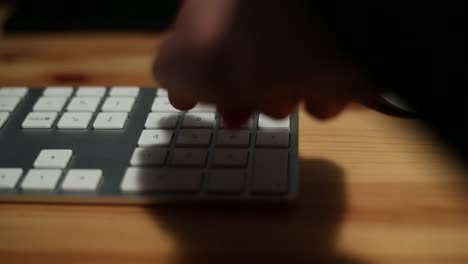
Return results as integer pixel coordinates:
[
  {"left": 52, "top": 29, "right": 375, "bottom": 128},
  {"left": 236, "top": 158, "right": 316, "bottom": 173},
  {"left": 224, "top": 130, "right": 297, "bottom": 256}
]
[{"left": 154, "top": 0, "right": 377, "bottom": 127}]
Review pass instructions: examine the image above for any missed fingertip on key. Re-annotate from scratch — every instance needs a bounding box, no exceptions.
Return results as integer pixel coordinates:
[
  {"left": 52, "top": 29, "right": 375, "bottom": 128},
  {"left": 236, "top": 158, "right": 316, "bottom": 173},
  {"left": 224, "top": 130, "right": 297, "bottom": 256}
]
[{"left": 168, "top": 92, "right": 197, "bottom": 111}]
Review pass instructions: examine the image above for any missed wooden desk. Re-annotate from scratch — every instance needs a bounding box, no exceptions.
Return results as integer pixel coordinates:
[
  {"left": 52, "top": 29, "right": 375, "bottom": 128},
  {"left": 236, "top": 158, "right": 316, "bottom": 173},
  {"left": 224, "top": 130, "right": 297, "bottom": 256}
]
[{"left": 0, "top": 34, "right": 467, "bottom": 264}]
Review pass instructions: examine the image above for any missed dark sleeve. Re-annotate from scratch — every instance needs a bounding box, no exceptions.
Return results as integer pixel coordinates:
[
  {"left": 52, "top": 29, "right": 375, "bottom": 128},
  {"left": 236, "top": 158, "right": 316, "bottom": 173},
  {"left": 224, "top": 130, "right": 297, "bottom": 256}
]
[{"left": 315, "top": 2, "right": 467, "bottom": 162}]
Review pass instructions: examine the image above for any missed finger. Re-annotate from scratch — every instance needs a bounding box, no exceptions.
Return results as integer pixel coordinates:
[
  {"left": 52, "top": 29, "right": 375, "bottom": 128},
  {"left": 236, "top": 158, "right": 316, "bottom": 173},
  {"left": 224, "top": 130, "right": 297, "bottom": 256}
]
[
  {"left": 168, "top": 91, "right": 197, "bottom": 111},
  {"left": 217, "top": 107, "right": 254, "bottom": 129},
  {"left": 260, "top": 98, "right": 299, "bottom": 119},
  {"left": 153, "top": 35, "right": 176, "bottom": 88},
  {"left": 304, "top": 99, "right": 348, "bottom": 120}
]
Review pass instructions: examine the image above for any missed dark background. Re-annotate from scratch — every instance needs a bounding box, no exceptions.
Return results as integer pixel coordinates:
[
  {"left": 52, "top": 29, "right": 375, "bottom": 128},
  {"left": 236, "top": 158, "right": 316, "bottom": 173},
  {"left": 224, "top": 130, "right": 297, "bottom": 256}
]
[{"left": 4, "top": 1, "right": 180, "bottom": 33}]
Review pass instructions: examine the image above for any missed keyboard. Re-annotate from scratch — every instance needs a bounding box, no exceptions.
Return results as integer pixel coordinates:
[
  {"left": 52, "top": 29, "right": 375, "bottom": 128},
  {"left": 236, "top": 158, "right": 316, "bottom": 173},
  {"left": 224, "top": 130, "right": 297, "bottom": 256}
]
[{"left": 0, "top": 86, "right": 299, "bottom": 204}]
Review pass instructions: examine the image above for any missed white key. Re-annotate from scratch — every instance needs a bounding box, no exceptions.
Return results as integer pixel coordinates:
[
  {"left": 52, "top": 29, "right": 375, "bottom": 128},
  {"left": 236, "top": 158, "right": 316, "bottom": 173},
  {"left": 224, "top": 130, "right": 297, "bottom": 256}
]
[
  {"left": 188, "top": 103, "right": 216, "bottom": 112},
  {"left": 176, "top": 129, "right": 212, "bottom": 146},
  {"left": 207, "top": 170, "right": 246, "bottom": 193},
  {"left": 156, "top": 88, "right": 168, "bottom": 97},
  {"left": 120, "top": 167, "right": 202, "bottom": 192},
  {"left": 0, "top": 87, "right": 28, "bottom": 97},
  {"left": 0, "top": 96, "right": 21, "bottom": 112},
  {"left": 216, "top": 130, "right": 250, "bottom": 147},
  {"left": 110, "top": 86, "right": 140, "bottom": 97},
  {"left": 171, "top": 149, "right": 207, "bottom": 167},
  {"left": 220, "top": 116, "right": 254, "bottom": 130},
  {"left": 151, "top": 97, "right": 180, "bottom": 112},
  {"left": 0, "top": 168, "right": 23, "bottom": 189},
  {"left": 101, "top": 97, "right": 135, "bottom": 112},
  {"left": 57, "top": 112, "right": 93, "bottom": 129},
  {"left": 252, "top": 149, "right": 289, "bottom": 193},
  {"left": 67, "top": 97, "right": 101, "bottom": 112},
  {"left": 93, "top": 112, "right": 128, "bottom": 129},
  {"left": 61, "top": 169, "right": 102, "bottom": 191},
  {"left": 145, "top": 112, "right": 179, "bottom": 129},
  {"left": 76, "top": 86, "right": 106, "bottom": 97},
  {"left": 138, "top": 129, "right": 173, "bottom": 147},
  {"left": 130, "top": 148, "right": 168, "bottom": 166},
  {"left": 21, "top": 169, "right": 62, "bottom": 191},
  {"left": 34, "top": 149, "right": 73, "bottom": 169},
  {"left": 213, "top": 149, "right": 248, "bottom": 167},
  {"left": 43, "top": 87, "right": 74, "bottom": 97},
  {"left": 33, "top": 96, "right": 68, "bottom": 112},
  {"left": 258, "top": 114, "right": 290, "bottom": 130},
  {"left": 22, "top": 112, "right": 58, "bottom": 129},
  {"left": 256, "top": 130, "right": 289, "bottom": 147},
  {"left": 0, "top": 112, "right": 9, "bottom": 129},
  {"left": 182, "top": 113, "right": 216, "bottom": 128}
]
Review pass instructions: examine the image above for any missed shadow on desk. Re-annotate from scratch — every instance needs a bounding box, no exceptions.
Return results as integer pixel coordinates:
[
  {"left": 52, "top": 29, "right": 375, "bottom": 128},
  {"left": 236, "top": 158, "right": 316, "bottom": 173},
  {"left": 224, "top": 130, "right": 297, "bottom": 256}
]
[{"left": 148, "top": 158, "right": 365, "bottom": 264}]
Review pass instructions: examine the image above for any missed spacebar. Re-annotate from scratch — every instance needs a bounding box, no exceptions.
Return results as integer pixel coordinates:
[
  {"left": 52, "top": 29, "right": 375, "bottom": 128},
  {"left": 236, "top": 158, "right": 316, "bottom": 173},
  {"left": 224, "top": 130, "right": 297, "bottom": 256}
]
[{"left": 120, "top": 168, "right": 202, "bottom": 192}]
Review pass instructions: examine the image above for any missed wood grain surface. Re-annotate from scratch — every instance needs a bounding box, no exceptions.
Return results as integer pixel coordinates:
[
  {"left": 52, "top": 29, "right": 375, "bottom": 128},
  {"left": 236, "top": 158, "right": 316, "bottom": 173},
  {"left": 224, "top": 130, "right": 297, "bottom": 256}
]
[{"left": 0, "top": 33, "right": 467, "bottom": 264}]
